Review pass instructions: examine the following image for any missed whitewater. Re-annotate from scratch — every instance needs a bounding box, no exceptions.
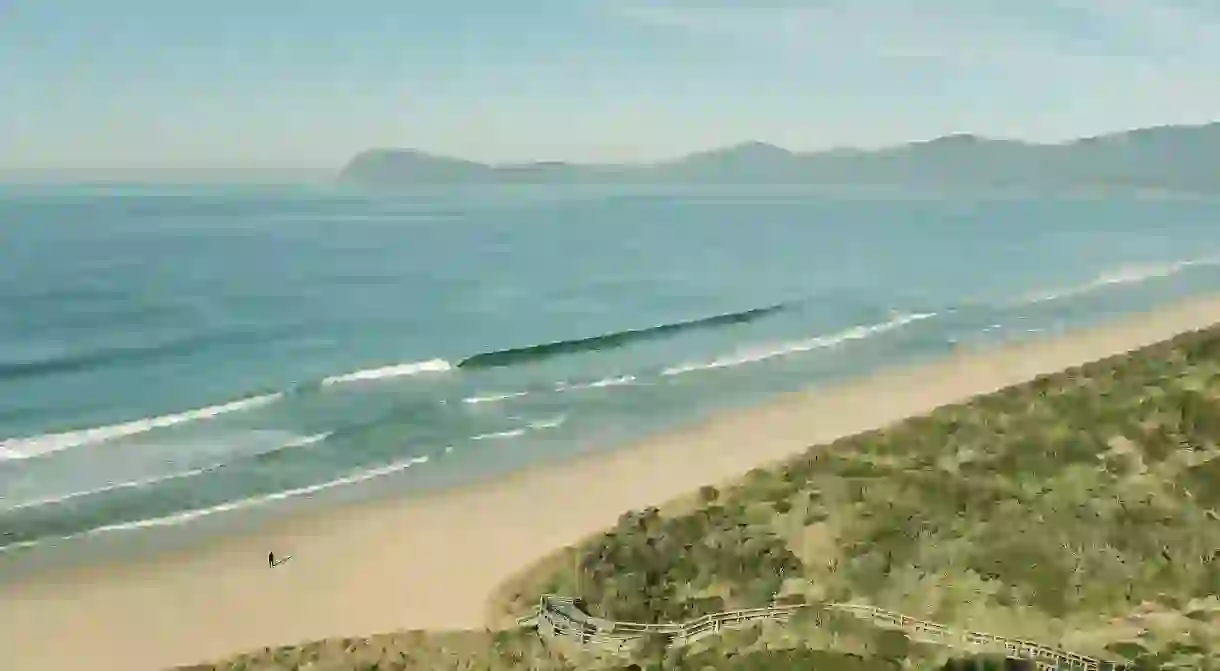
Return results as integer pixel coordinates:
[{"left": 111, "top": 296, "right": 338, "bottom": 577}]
[{"left": 4, "top": 184, "right": 1220, "bottom": 556}]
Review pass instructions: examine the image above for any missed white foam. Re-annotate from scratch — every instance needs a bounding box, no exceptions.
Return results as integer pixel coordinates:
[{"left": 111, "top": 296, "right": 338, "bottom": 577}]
[
  {"left": 662, "top": 313, "right": 937, "bottom": 377},
  {"left": 470, "top": 415, "right": 566, "bottom": 441},
  {"left": 461, "top": 391, "right": 529, "bottom": 405},
  {"left": 2, "top": 465, "right": 218, "bottom": 512},
  {"left": 320, "top": 358, "right": 452, "bottom": 386},
  {"left": 91, "top": 455, "right": 430, "bottom": 532},
  {"left": 471, "top": 428, "right": 527, "bottom": 441},
  {"left": 1022, "top": 254, "right": 1220, "bottom": 304},
  {"left": 280, "top": 432, "right": 331, "bottom": 449},
  {"left": 0, "top": 393, "right": 283, "bottom": 462},
  {"left": 527, "top": 415, "right": 566, "bottom": 430},
  {"left": 1, "top": 432, "right": 331, "bottom": 512},
  {"left": 556, "top": 375, "right": 636, "bottom": 391},
  {"left": 0, "top": 455, "right": 433, "bottom": 552}
]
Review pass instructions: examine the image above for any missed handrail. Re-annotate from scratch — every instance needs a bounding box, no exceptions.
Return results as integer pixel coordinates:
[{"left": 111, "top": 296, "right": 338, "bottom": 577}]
[
  {"left": 522, "top": 595, "right": 1125, "bottom": 670},
  {"left": 826, "top": 603, "right": 1108, "bottom": 670}
]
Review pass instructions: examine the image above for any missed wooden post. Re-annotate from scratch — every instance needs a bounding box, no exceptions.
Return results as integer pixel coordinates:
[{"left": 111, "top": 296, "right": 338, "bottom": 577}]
[{"left": 573, "top": 550, "right": 579, "bottom": 597}]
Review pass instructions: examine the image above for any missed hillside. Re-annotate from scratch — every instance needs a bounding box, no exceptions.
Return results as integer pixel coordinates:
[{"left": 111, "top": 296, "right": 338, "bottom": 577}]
[
  {"left": 183, "top": 322, "right": 1220, "bottom": 670},
  {"left": 338, "top": 122, "right": 1220, "bottom": 193}
]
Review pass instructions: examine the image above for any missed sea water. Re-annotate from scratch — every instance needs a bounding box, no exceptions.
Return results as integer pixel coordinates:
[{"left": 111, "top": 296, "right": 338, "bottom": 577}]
[{"left": 3, "top": 183, "right": 1220, "bottom": 562}]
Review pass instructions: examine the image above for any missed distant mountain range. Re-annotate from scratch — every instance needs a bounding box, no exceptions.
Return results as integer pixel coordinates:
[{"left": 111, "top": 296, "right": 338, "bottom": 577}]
[{"left": 339, "top": 122, "right": 1220, "bottom": 193}]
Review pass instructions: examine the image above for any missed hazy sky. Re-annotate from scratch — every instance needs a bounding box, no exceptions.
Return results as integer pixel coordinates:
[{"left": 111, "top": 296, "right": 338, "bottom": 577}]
[{"left": 4, "top": 0, "right": 1220, "bottom": 172}]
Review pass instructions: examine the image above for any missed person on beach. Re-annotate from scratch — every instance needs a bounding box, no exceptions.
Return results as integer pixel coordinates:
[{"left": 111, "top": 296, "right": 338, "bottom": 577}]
[{"left": 268, "top": 551, "right": 276, "bottom": 568}]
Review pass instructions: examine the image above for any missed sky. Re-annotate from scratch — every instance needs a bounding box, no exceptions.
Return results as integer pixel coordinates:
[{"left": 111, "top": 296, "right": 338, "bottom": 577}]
[{"left": 3, "top": 0, "right": 1220, "bottom": 174}]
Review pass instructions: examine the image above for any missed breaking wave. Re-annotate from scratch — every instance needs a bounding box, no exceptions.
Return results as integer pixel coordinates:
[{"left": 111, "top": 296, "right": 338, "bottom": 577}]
[
  {"left": 0, "top": 302, "right": 789, "bottom": 462},
  {"left": 1, "top": 432, "right": 331, "bottom": 513},
  {"left": 662, "top": 313, "right": 936, "bottom": 376},
  {"left": 320, "top": 358, "right": 453, "bottom": 385},
  {"left": 0, "top": 393, "right": 282, "bottom": 462},
  {"left": 1020, "top": 254, "right": 1220, "bottom": 304}
]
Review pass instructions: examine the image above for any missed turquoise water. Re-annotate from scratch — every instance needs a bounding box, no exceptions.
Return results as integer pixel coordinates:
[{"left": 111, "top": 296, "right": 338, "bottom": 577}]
[{"left": 3, "top": 184, "right": 1220, "bottom": 557}]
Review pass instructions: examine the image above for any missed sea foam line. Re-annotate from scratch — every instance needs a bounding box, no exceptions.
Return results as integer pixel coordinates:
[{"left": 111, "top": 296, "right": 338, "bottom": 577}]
[
  {"left": 2, "top": 465, "right": 219, "bottom": 513},
  {"left": 527, "top": 416, "right": 566, "bottom": 430},
  {"left": 461, "top": 375, "right": 637, "bottom": 405},
  {"left": 470, "top": 415, "right": 566, "bottom": 441},
  {"left": 0, "top": 432, "right": 331, "bottom": 513},
  {"left": 1, "top": 356, "right": 453, "bottom": 460},
  {"left": 556, "top": 375, "right": 637, "bottom": 391},
  {"left": 462, "top": 391, "right": 529, "bottom": 405},
  {"left": 320, "top": 358, "right": 452, "bottom": 386},
  {"left": 1021, "top": 254, "right": 1220, "bottom": 305},
  {"left": 0, "top": 454, "right": 432, "bottom": 553},
  {"left": 471, "top": 428, "right": 527, "bottom": 441},
  {"left": 662, "top": 313, "right": 937, "bottom": 377},
  {"left": 0, "top": 393, "right": 283, "bottom": 462}
]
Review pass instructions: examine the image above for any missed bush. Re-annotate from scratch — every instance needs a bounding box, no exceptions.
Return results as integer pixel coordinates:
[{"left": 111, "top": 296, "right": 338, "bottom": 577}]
[
  {"left": 572, "top": 503, "right": 804, "bottom": 621},
  {"left": 507, "top": 323, "right": 1220, "bottom": 671},
  {"left": 942, "top": 656, "right": 1033, "bottom": 670},
  {"left": 773, "top": 593, "right": 806, "bottom": 606},
  {"left": 872, "top": 629, "right": 911, "bottom": 661},
  {"left": 676, "top": 648, "right": 899, "bottom": 671}
]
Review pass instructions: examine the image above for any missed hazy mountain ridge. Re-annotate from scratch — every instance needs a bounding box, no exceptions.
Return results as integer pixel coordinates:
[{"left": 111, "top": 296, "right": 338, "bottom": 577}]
[{"left": 340, "top": 122, "right": 1220, "bottom": 192}]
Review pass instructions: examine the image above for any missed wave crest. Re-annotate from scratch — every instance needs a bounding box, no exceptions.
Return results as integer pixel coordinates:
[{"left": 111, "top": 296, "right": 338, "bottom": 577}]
[
  {"left": 456, "top": 303, "right": 789, "bottom": 369},
  {"left": 0, "top": 393, "right": 282, "bottom": 462},
  {"left": 1021, "top": 254, "right": 1220, "bottom": 304},
  {"left": 662, "top": 313, "right": 935, "bottom": 376},
  {"left": 320, "top": 358, "right": 452, "bottom": 386},
  {"left": 1, "top": 432, "right": 331, "bottom": 512}
]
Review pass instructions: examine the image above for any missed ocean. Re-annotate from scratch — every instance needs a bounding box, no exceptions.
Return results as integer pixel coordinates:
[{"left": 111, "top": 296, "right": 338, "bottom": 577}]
[{"left": 3, "top": 183, "right": 1220, "bottom": 563}]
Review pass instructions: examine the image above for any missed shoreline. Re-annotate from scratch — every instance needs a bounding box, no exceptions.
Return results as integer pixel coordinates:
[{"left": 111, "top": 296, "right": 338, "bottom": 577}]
[{"left": 5, "top": 295, "right": 1220, "bottom": 671}]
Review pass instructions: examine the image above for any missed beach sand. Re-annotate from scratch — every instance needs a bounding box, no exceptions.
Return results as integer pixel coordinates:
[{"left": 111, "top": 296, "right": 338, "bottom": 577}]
[{"left": 4, "top": 295, "right": 1220, "bottom": 671}]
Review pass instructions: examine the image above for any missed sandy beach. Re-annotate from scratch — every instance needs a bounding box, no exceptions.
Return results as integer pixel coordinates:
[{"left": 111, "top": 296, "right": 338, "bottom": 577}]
[{"left": 4, "top": 295, "right": 1220, "bottom": 671}]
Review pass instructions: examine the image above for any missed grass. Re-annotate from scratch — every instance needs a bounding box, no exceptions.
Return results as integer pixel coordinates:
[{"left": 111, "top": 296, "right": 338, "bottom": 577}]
[
  {"left": 179, "top": 629, "right": 572, "bottom": 671},
  {"left": 185, "top": 323, "right": 1220, "bottom": 670}
]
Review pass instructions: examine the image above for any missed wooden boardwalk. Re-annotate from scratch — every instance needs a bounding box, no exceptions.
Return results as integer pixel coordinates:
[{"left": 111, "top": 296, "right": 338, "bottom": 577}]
[{"left": 517, "top": 595, "right": 1127, "bottom": 670}]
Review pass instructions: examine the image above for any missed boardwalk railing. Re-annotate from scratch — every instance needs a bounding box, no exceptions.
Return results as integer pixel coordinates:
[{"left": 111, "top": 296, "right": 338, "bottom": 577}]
[
  {"left": 519, "top": 595, "right": 1126, "bottom": 670},
  {"left": 518, "top": 595, "right": 805, "bottom": 652},
  {"left": 826, "top": 603, "right": 1112, "bottom": 671}
]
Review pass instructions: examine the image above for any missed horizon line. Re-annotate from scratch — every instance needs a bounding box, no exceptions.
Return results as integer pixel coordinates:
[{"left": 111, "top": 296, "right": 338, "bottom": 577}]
[
  {"left": 3, "top": 119, "right": 1217, "bottom": 178},
  {"left": 347, "top": 119, "right": 1220, "bottom": 168}
]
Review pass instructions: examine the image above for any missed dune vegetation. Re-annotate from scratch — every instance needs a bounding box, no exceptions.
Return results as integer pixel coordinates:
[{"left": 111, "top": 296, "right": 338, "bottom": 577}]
[{"left": 184, "top": 324, "right": 1220, "bottom": 670}]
